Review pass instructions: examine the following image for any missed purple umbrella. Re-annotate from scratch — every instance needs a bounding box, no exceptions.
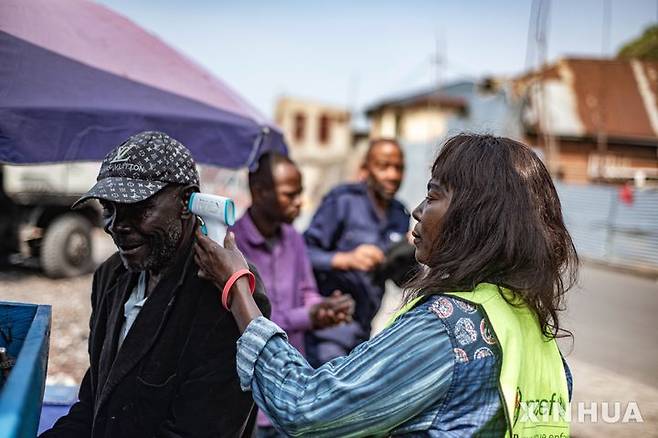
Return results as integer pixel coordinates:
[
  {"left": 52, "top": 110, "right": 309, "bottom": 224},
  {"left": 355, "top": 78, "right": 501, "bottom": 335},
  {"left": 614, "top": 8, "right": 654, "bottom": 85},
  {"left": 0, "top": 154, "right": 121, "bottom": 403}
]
[{"left": 0, "top": 0, "right": 286, "bottom": 167}]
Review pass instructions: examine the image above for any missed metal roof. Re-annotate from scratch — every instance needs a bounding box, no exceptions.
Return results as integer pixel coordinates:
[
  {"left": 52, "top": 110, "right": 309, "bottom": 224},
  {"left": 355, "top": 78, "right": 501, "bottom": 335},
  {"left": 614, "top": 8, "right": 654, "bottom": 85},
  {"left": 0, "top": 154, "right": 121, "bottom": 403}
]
[
  {"left": 364, "top": 81, "right": 472, "bottom": 116},
  {"left": 514, "top": 58, "right": 658, "bottom": 144}
]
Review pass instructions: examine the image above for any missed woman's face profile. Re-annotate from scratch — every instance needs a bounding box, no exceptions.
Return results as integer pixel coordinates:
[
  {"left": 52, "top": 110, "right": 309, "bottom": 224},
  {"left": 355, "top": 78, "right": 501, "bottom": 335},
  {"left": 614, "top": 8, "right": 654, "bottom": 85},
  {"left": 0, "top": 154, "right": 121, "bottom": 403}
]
[{"left": 411, "top": 176, "right": 452, "bottom": 265}]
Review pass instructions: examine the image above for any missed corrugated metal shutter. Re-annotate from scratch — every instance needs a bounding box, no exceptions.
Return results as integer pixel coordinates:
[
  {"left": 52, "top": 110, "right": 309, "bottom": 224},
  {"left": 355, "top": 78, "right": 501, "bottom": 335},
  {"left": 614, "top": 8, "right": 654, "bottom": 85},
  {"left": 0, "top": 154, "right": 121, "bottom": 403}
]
[
  {"left": 557, "top": 183, "right": 658, "bottom": 270},
  {"left": 398, "top": 142, "right": 658, "bottom": 271}
]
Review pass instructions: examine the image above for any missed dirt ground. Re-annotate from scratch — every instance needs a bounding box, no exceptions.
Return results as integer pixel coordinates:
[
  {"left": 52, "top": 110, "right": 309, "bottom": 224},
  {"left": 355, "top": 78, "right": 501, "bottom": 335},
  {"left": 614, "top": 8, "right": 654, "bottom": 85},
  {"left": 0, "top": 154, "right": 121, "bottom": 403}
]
[
  {"left": 1, "top": 269, "right": 93, "bottom": 385},
  {"left": 0, "top": 230, "right": 114, "bottom": 384}
]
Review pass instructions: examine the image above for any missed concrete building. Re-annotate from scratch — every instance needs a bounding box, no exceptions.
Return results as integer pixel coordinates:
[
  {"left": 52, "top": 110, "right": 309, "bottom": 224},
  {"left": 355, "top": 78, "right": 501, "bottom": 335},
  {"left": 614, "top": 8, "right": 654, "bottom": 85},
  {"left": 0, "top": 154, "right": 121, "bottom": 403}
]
[
  {"left": 365, "top": 80, "right": 520, "bottom": 145},
  {"left": 366, "top": 89, "right": 466, "bottom": 143},
  {"left": 512, "top": 58, "right": 658, "bottom": 184},
  {"left": 274, "top": 96, "right": 352, "bottom": 218},
  {"left": 365, "top": 80, "right": 520, "bottom": 208}
]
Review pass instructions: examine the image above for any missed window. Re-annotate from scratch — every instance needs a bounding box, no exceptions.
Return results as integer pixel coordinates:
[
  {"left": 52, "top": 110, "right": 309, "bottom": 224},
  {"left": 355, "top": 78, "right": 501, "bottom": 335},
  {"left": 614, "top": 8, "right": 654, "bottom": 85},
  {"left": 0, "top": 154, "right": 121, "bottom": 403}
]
[
  {"left": 294, "top": 112, "right": 306, "bottom": 143},
  {"left": 318, "top": 114, "right": 330, "bottom": 145}
]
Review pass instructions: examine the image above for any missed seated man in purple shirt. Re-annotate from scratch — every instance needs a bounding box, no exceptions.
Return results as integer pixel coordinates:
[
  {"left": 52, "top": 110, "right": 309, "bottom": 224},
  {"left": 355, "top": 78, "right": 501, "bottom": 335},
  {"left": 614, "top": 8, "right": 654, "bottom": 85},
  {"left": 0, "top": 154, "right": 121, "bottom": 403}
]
[{"left": 231, "top": 151, "right": 354, "bottom": 438}]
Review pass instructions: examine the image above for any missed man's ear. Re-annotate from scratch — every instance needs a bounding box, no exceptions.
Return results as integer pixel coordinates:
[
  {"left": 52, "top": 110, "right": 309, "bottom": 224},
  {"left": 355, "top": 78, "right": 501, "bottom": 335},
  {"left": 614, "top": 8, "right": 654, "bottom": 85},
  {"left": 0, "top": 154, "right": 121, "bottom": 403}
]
[
  {"left": 250, "top": 182, "right": 267, "bottom": 204},
  {"left": 180, "top": 185, "right": 198, "bottom": 219},
  {"left": 357, "top": 160, "right": 370, "bottom": 181}
]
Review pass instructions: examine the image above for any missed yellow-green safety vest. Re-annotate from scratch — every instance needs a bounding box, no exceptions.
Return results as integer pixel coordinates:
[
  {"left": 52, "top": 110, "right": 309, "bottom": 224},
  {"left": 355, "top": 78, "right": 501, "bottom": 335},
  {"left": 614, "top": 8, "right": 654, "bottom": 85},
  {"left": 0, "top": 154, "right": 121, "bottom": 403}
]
[{"left": 386, "top": 283, "right": 570, "bottom": 438}]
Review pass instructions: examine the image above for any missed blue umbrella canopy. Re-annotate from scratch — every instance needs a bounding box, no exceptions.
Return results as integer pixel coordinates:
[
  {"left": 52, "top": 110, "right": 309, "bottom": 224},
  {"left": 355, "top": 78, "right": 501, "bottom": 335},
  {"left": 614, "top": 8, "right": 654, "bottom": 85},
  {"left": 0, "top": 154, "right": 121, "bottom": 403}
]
[{"left": 0, "top": 0, "right": 286, "bottom": 167}]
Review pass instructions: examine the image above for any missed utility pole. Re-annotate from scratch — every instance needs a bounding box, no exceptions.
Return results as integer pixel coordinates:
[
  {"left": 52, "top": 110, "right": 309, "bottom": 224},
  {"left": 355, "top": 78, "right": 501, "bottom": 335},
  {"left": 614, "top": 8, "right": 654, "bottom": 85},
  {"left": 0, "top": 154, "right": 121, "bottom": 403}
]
[
  {"left": 596, "top": 0, "right": 611, "bottom": 180},
  {"left": 428, "top": 30, "right": 445, "bottom": 143},
  {"left": 532, "top": 0, "right": 560, "bottom": 176}
]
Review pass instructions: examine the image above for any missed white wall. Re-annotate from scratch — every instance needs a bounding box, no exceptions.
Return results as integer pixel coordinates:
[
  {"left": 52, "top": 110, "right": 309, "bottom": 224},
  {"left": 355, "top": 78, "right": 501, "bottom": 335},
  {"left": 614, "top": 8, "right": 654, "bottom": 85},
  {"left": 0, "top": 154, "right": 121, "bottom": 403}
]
[{"left": 275, "top": 96, "right": 353, "bottom": 215}]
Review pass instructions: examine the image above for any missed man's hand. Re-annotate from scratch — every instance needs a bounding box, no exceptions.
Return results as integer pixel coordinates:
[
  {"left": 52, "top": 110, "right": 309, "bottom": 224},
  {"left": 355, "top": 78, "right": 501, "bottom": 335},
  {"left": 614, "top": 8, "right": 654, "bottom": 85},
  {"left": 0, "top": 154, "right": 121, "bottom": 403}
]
[
  {"left": 331, "top": 244, "right": 385, "bottom": 271},
  {"left": 310, "top": 291, "right": 355, "bottom": 329}
]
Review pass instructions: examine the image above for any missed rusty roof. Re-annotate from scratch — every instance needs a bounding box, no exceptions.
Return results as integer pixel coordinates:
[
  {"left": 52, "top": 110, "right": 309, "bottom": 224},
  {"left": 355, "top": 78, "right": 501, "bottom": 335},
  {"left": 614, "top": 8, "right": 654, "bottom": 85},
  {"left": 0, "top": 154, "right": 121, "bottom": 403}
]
[{"left": 514, "top": 58, "right": 658, "bottom": 143}]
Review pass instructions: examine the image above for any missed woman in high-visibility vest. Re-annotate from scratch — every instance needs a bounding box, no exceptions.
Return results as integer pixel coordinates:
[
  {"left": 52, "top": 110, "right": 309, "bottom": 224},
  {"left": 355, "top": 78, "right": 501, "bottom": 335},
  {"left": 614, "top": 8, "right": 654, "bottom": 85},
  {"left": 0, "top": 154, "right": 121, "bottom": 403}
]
[{"left": 195, "top": 133, "right": 577, "bottom": 437}]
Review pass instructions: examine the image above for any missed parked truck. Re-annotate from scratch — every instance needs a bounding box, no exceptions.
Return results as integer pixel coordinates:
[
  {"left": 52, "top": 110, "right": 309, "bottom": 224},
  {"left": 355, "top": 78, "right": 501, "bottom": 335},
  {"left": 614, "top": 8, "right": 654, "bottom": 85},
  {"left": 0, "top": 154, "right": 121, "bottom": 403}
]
[{"left": 0, "top": 163, "right": 101, "bottom": 277}]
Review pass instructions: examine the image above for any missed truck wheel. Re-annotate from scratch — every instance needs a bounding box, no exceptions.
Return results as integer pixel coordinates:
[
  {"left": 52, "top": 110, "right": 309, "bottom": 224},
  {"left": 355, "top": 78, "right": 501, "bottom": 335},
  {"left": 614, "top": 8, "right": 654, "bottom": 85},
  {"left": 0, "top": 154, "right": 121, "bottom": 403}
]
[{"left": 41, "top": 214, "right": 95, "bottom": 278}]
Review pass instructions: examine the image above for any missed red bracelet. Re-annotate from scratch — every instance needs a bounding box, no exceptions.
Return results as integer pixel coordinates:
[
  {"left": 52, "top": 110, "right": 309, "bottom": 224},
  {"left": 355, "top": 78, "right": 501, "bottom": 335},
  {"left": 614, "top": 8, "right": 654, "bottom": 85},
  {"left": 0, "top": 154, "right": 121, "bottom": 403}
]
[{"left": 221, "top": 269, "right": 256, "bottom": 310}]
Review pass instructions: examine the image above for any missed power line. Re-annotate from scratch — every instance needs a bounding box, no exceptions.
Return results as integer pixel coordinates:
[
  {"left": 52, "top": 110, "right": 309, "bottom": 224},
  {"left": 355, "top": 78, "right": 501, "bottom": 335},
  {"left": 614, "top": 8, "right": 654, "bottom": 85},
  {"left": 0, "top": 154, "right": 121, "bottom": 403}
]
[{"left": 602, "top": 0, "right": 612, "bottom": 56}]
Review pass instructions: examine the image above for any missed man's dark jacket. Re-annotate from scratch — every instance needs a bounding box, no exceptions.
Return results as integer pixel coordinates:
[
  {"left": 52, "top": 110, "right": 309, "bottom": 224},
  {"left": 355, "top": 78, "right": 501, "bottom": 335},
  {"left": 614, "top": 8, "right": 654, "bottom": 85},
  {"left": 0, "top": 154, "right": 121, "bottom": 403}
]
[{"left": 41, "top": 241, "right": 270, "bottom": 438}]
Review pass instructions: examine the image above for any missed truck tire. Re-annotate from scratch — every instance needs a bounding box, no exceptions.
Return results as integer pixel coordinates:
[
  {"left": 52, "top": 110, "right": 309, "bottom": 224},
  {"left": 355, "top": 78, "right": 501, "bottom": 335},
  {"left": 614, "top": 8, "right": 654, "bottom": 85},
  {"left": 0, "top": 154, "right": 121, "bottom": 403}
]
[{"left": 41, "top": 213, "right": 95, "bottom": 278}]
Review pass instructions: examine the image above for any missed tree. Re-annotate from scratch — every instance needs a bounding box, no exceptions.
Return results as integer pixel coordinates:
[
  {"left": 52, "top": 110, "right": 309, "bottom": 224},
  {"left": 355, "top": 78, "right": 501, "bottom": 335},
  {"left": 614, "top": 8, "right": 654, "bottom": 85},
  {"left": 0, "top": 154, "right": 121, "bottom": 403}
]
[{"left": 617, "top": 25, "right": 658, "bottom": 61}]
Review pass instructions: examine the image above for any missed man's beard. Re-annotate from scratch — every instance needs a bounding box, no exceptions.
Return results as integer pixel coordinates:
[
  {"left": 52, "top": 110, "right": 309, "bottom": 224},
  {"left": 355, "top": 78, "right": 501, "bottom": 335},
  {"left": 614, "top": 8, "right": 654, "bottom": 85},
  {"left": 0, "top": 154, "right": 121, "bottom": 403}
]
[
  {"left": 123, "top": 222, "right": 182, "bottom": 272},
  {"left": 142, "top": 227, "right": 181, "bottom": 271},
  {"left": 368, "top": 177, "right": 395, "bottom": 203}
]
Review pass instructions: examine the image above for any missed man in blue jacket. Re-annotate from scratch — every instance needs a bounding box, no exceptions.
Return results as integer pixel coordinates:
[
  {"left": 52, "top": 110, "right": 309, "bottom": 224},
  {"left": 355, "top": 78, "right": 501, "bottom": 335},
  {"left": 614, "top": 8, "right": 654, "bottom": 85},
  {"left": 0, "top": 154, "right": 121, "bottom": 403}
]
[{"left": 304, "top": 138, "right": 411, "bottom": 365}]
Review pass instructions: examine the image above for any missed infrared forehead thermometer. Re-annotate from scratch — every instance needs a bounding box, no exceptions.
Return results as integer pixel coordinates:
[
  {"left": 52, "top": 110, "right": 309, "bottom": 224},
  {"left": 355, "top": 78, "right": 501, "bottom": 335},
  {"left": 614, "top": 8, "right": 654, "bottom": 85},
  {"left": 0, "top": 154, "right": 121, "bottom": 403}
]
[{"left": 188, "top": 193, "right": 236, "bottom": 246}]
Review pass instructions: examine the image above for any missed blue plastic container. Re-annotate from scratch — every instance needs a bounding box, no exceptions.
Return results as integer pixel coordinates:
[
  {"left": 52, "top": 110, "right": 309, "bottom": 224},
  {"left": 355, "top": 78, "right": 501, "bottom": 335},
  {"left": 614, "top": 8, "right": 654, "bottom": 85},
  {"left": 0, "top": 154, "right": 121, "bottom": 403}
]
[{"left": 0, "top": 301, "right": 52, "bottom": 438}]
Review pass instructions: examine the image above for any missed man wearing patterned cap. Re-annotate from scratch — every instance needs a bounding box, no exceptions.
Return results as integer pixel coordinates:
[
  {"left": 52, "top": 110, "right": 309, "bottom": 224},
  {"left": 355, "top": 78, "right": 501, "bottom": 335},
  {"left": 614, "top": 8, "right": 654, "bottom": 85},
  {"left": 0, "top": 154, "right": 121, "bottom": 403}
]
[{"left": 41, "top": 131, "right": 270, "bottom": 438}]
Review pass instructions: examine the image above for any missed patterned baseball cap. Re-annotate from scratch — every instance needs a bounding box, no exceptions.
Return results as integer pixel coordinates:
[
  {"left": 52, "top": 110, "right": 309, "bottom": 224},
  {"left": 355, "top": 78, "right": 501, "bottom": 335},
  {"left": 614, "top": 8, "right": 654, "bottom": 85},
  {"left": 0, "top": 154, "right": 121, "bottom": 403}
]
[{"left": 72, "top": 131, "right": 199, "bottom": 208}]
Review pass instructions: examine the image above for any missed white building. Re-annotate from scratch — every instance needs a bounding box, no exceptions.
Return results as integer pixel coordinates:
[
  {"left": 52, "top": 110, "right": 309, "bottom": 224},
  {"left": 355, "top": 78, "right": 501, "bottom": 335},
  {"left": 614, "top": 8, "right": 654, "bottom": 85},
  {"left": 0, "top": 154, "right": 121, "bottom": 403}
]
[{"left": 274, "top": 96, "right": 353, "bottom": 218}]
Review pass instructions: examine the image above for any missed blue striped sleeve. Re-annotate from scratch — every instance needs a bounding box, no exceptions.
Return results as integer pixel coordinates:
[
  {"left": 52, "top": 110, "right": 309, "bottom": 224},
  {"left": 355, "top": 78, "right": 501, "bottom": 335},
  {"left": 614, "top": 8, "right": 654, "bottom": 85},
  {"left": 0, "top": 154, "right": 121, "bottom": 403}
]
[{"left": 236, "top": 302, "right": 454, "bottom": 437}]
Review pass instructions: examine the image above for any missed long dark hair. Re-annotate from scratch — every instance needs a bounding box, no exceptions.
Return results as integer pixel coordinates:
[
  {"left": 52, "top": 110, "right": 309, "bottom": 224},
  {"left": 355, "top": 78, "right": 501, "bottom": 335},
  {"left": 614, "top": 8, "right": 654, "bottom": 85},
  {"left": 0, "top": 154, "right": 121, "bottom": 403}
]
[{"left": 405, "top": 134, "right": 578, "bottom": 339}]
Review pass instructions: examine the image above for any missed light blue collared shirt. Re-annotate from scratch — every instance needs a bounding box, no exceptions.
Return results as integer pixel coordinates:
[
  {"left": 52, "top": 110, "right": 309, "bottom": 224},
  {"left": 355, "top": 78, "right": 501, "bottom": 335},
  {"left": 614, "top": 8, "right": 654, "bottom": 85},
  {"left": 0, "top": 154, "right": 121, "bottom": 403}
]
[{"left": 118, "top": 271, "right": 148, "bottom": 349}]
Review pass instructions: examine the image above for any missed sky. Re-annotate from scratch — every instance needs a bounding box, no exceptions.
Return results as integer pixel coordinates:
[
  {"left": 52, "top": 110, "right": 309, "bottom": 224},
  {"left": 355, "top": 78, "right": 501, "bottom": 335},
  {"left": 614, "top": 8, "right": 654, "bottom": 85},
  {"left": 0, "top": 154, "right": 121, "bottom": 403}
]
[{"left": 96, "top": 0, "right": 657, "bottom": 121}]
